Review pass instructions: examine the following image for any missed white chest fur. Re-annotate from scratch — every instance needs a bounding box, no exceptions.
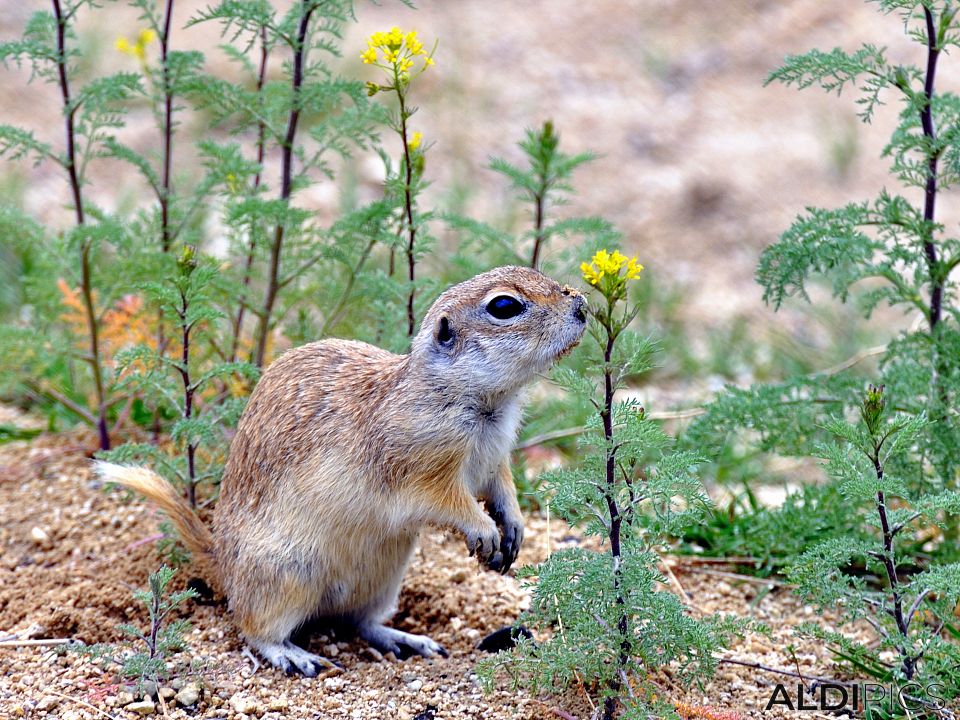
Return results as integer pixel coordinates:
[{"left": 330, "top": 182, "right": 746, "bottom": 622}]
[{"left": 462, "top": 394, "right": 524, "bottom": 496}]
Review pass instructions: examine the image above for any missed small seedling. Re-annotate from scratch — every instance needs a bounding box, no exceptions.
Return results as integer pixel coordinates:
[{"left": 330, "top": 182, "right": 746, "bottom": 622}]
[{"left": 78, "top": 565, "right": 198, "bottom": 693}]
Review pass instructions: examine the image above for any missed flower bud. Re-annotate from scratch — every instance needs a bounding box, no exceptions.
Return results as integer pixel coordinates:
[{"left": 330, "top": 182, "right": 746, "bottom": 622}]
[{"left": 178, "top": 245, "right": 197, "bottom": 276}]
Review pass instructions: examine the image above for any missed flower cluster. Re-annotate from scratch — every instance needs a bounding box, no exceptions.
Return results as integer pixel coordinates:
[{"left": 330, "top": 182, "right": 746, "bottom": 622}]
[
  {"left": 581, "top": 249, "right": 643, "bottom": 289},
  {"left": 360, "top": 27, "right": 434, "bottom": 79},
  {"left": 115, "top": 29, "right": 156, "bottom": 62}
]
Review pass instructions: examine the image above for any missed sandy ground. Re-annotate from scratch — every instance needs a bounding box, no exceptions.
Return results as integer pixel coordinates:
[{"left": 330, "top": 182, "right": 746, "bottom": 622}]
[{"left": 0, "top": 420, "right": 854, "bottom": 720}]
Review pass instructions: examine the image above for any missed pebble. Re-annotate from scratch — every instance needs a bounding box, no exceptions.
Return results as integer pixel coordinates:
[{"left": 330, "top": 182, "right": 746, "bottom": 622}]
[
  {"left": 231, "top": 694, "right": 260, "bottom": 714},
  {"left": 117, "top": 690, "right": 136, "bottom": 706},
  {"left": 127, "top": 699, "right": 156, "bottom": 715},
  {"left": 36, "top": 696, "right": 59, "bottom": 712},
  {"left": 175, "top": 681, "right": 201, "bottom": 707},
  {"left": 406, "top": 679, "right": 423, "bottom": 692},
  {"left": 323, "top": 676, "right": 346, "bottom": 692},
  {"left": 159, "top": 687, "right": 176, "bottom": 701},
  {"left": 30, "top": 527, "right": 50, "bottom": 547},
  {"left": 267, "top": 697, "right": 289, "bottom": 711}
]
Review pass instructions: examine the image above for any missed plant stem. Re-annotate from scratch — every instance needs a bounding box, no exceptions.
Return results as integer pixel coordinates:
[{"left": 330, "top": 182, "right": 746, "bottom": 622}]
[
  {"left": 398, "top": 90, "right": 417, "bottom": 337},
  {"left": 148, "top": 583, "right": 161, "bottom": 659},
  {"left": 919, "top": 7, "right": 957, "bottom": 491},
  {"left": 160, "top": 0, "right": 175, "bottom": 253},
  {"left": 253, "top": 0, "right": 314, "bottom": 367},
  {"left": 599, "top": 301, "right": 629, "bottom": 720},
  {"left": 530, "top": 178, "right": 546, "bottom": 269},
  {"left": 871, "top": 446, "right": 915, "bottom": 679},
  {"left": 176, "top": 285, "right": 197, "bottom": 508},
  {"left": 52, "top": 0, "right": 109, "bottom": 451},
  {"left": 151, "top": 0, "right": 176, "bottom": 444},
  {"left": 229, "top": 24, "right": 269, "bottom": 363},
  {"left": 921, "top": 6, "right": 942, "bottom": 332}
]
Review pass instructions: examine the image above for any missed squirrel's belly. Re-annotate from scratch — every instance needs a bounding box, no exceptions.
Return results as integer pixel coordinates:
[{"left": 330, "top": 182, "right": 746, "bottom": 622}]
[
  {"left": 224, "top": 453, "right": 421, "bottom": 618},
  {"left": 319, "top": 528, "right": 419, "bottom": 616}
]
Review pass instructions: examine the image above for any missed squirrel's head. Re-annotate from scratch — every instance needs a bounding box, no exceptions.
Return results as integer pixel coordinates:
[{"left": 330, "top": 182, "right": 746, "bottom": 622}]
[{"left": 411, "top": 266, "right": 587, "bottom": 397}]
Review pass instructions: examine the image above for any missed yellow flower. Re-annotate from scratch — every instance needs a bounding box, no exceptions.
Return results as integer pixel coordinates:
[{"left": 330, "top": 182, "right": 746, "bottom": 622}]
[
  {"left": 363, "top": 27, "right": 436, "bottom": 77},
  {"left": 137, "top": 29, "right": 157, "bottom": 46},
  {"left": 225, "top": 172, "right": 241, "bottom": 194},
  {"left": 591, "top": 250, "right": 611, "bottom": 273},
  {"left": 626, "top": 257, "right": 644, "bottom": 279},
  {"left": 581, "top": 261, "right": 604, "bottom": 286},
  {"left": 116, "top": 28, "right": 156, "bottom": 62},
  {"left": 409, "top": 131, "right": 423, "bottom": 151},
  {"left": 581, "top": 249, "right": 643, "bottom": 289}
]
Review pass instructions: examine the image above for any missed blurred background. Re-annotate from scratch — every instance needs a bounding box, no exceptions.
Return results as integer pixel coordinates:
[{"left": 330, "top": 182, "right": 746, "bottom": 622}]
[{"left": 1, "top": 0, "right": 952, "bottom": 402}]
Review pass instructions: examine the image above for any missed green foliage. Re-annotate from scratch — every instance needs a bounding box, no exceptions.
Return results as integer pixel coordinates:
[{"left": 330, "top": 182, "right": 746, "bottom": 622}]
[
  {"left": 77, "top": 565, "right": 198, "bottom": 691},
  {"left": 0, "top": 0, "right": 412, "bottom": 496},
  {"left": 688, "top": 0, "right": 960, "bottom": 542},
  {"left": 489, "top": 120, "right": 598, "bottom": 268},
  {"left": 683, "top": 0, "right": 960, "bottom": 704},
  {"left": 480, "top": 252, "right": 739, "bottom": 719},
  {"left": 788, "top": 385, "right": 960, "bottom": 707},
  {"left": 99, "top": 246, "right": 259, "bottom": 507}
]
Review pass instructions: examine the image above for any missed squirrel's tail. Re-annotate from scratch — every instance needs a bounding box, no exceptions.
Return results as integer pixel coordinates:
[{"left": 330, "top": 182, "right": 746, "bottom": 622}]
[{"left": 96, "top": 461, "right": 217, "bottom": 578}]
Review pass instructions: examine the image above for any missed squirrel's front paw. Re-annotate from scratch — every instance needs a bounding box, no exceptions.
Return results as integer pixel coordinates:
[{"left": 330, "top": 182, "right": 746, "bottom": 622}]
[
  {"left": 487, "top": 507, "right": 524, "bottom": 574},
  {"left": 465, "top": 517, "right": 500, "bottom": 564}
]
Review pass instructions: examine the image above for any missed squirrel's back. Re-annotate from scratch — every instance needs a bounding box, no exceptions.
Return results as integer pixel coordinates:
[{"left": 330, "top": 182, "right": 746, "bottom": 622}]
[{"left": 217, "top": 339, "right": 403, "bottom": 516}]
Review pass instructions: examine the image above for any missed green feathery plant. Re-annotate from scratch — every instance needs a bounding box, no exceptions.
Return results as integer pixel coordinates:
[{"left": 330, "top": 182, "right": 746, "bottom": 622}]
[
  {"left": 685, "top": 0, "right": 960, "bottom": 545},
  {"left": 189, "top": 0, "right": 387, "bottom": 366},
  {"left": 489, "top": 120, "right": 596, "bottom": 269},
  {"left": 0, "top": 0, "right": 142, "bottom": 450},
  {"left": 790, "top": 384, "right": 960, "bottom": 709},
  {"left": 480, "top": 249, "right": 739, "bottom": 720},
  {"left": 361, "top": 26, "right": 436, "bottom": 337},
  {"left": 78, "top": 565, "right": 198, "bottom": 693},
  {"left": 100, "top": 246, "right": 258, "bottom": 510},
  {"left": 679, "top": 0, "right": 960, "bottom": 702},
  {"left": 0, "top": 1, "right": 409, "bottom": 523}
]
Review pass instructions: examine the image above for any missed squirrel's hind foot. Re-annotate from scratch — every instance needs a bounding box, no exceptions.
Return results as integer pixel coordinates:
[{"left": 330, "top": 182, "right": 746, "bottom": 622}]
[
  {"left": 249, "top": 638, "right": 337, "bottom": 677},
  {"left": 358, "top": 623, "right": 448, "bottom": 660}
]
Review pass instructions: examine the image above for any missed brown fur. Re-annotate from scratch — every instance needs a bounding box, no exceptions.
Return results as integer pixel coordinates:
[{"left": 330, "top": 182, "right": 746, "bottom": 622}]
[{"left": 98, "top": 266, "right": 585, "bottom": 674}]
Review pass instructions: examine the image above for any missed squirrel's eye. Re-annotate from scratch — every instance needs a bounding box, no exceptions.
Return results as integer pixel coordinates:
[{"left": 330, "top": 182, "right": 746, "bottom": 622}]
[{"left": 486, "top": 295, "right": 525, "bottom": 320}]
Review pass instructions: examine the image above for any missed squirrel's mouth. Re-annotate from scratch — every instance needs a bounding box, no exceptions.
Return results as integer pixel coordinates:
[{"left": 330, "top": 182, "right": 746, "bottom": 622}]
[{"left": 554, "top": 327, "right": 586, "bottom": 360}]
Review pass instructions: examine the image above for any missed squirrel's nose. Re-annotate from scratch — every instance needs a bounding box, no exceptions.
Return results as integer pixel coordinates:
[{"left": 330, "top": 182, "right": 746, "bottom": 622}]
[{"left": 572, "top": 296, "right": 587, "bottom": 324}]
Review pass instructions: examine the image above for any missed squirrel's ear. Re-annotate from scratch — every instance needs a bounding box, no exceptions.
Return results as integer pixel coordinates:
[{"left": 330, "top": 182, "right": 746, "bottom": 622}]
[{"left": 436, "top": 316, "right": 455, "bottom": 347}]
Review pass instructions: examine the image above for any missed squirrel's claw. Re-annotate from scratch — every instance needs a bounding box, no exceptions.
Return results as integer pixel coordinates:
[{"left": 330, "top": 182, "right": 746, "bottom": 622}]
[
  {"left": 488, "top": 507, "right": 524, "bottom": 574},
  {"left": 465, "top": 520, "right": 500, "bottom": 563}
]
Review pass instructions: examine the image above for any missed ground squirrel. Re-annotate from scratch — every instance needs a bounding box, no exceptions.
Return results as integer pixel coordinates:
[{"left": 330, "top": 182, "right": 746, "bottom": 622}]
[{"left": 97, "top": 265, "right": 586, "bottom": 675}]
